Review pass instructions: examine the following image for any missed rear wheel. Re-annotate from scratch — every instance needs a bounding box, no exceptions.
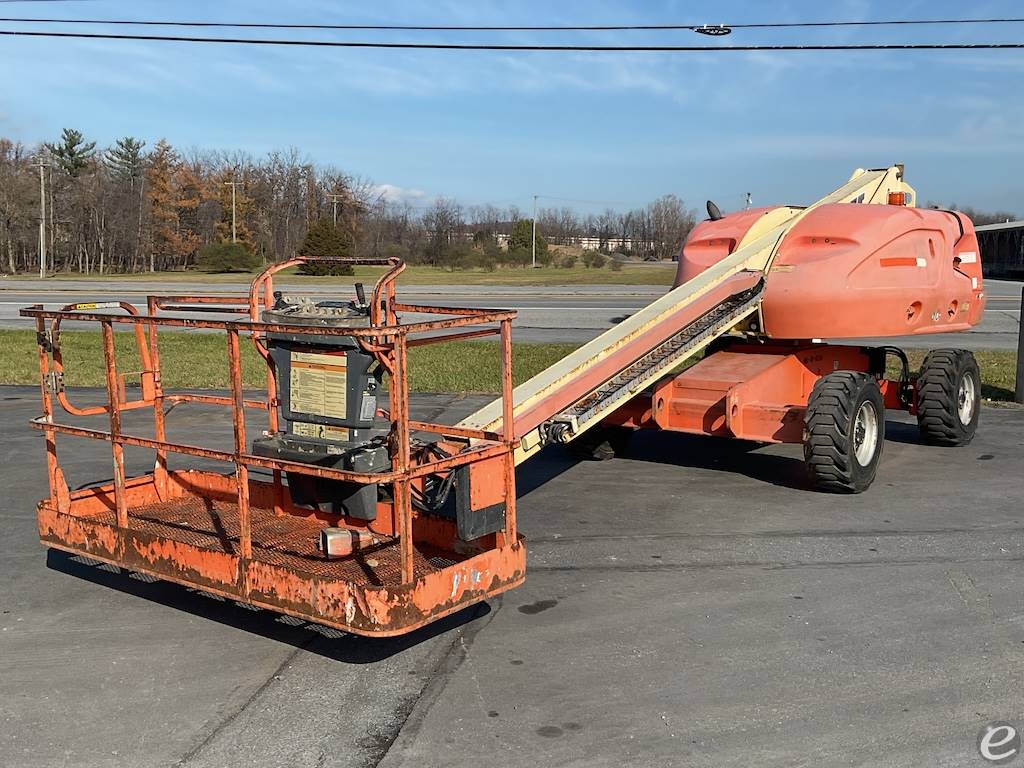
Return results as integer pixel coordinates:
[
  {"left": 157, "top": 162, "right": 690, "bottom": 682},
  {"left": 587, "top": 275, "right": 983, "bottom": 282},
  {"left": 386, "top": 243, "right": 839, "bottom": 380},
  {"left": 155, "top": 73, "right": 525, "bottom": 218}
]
[
  {"left": 803, "top": 372, "right": 885, "bottom": 493},
  {"left": 568, "top": 425, "right": 633, "bottom": 461},
  {"left": 916, "top": 349, "right": 981, "bottom": 446}
]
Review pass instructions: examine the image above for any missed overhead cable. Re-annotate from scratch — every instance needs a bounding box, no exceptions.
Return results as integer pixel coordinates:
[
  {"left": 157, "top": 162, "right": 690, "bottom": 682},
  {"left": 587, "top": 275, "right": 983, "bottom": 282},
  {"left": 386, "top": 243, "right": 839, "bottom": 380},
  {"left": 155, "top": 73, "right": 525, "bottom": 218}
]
[
  {"left": 1, "top": 15, "right": 1023, "bottom": 32},
  {"left": 2, "top": 29, "right": 1024, "bottom": 51}
]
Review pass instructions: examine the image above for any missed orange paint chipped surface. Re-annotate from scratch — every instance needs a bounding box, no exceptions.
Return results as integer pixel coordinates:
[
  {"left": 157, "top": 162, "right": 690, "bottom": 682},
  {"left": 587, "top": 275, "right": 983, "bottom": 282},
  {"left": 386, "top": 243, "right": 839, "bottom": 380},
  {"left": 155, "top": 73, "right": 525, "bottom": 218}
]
[
  {"left": 37, "top": 470, "right": 525, "bottom": 637},
  {"left": 130, "top": 536, "right": 239, "bottom": 585},
  {"left": 26, "top": 257, "right": 523, "bottom": 637}
]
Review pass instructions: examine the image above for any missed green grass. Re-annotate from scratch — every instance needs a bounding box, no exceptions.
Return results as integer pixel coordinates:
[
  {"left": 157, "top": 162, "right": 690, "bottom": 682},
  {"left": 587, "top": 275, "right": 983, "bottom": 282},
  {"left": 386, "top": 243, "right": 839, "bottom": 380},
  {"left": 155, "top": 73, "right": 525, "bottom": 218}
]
[
  {"left": 7, "top": 263, "right": 676, "bottom": 286},
  {"left": 890, "top": 349, "right": 1019, "bottom": 403},
  {"left": 0, "top": 329, "right": 1017, "bottom": 400},
  {"left": 0, "top": 329, "right": 577, "bottom": 393}
]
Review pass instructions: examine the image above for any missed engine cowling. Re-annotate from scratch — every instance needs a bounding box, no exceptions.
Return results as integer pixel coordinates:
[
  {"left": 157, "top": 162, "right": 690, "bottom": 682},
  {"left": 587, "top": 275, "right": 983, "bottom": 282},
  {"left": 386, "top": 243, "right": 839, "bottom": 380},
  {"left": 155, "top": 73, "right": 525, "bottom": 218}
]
[{"left": 676, "top": 203, "right": 985, "bottom": 340}]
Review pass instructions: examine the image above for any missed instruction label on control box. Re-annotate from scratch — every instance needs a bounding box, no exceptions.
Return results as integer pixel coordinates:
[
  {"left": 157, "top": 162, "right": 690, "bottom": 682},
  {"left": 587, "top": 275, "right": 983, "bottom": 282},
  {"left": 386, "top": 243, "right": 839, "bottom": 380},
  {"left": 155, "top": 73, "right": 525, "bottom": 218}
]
[
  {"left": 289, "top": 351, "right": 347, "bottom": 420},
  {"left": 291, "top": 421, "right": 350, "bottom": 441}
]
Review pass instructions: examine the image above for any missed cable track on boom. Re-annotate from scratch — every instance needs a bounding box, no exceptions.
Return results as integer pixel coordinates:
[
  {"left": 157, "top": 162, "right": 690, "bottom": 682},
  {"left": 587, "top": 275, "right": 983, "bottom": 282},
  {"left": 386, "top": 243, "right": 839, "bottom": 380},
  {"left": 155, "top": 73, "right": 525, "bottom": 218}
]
[{"left": 548, "top": 278, "right": 765, "bottom": 438}]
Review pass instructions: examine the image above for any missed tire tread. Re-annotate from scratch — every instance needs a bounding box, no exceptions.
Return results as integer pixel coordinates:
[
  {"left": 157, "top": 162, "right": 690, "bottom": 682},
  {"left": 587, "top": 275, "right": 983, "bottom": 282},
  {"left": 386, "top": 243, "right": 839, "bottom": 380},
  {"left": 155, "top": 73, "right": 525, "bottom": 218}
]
[
  {"left": 803, "top": 371, "right": 881, "bottom": 493},
  {"left": 916, "top": 348, "right": 979, "bottom": 446}
]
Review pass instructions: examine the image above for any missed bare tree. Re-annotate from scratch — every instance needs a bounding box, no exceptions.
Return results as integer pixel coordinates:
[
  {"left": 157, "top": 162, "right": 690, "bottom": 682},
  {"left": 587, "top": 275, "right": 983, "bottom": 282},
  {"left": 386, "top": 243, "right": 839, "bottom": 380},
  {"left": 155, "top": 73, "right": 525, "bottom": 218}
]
[
  {"left": 648, "top": 194, "right": 696, "bottom": 261},
  {"left": 0, "top": 128, "right": 716, "bottom": 273},
  {"left": 422, "top": 197, "right": 463, "bottom": 264}
]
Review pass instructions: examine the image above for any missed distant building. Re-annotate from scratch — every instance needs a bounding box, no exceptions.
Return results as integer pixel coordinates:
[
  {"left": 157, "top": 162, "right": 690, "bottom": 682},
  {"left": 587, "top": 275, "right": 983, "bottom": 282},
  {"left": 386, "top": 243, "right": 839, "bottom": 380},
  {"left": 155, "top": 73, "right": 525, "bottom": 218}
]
[
  {"left": 449, "top": 231, "right": 653, "bottom": 253},
  {"left": 548, "top": 236, "right": 655, "bottom": 253},
  {"left": 976, "top": 220, "right": 1024, "bottom": 279}
]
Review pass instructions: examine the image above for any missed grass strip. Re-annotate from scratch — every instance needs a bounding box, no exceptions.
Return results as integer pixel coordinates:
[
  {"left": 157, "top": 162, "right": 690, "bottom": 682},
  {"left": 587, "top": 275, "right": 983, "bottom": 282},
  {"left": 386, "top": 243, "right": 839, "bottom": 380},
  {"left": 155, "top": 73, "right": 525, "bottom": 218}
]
[
  {"left": 0, "top": 329, "right": 576, "bottom": 393},
  {"left": 4, "top": 263, "right": 676, "bottom": 287},
  {"left": 0, "top": 329, "right": 1017, "bottom": 401}
]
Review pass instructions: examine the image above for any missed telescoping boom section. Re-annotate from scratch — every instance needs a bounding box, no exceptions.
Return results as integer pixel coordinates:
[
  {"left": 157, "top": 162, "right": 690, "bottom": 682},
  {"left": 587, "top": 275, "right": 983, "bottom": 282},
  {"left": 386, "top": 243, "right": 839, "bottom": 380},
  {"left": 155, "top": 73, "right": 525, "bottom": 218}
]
[{"left": 459, "top": 166, "right": 917, "bottom": 462}]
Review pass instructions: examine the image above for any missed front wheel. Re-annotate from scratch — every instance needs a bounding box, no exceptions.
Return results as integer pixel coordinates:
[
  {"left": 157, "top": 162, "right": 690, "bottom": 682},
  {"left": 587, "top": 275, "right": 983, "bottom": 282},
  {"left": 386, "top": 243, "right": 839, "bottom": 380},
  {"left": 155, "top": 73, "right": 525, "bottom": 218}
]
[
  {"left": 916, "top": 349, "right": 981, "bottom": 446},
  {"left": 803, "top": 372, "right": 885, "bottom": 493}
]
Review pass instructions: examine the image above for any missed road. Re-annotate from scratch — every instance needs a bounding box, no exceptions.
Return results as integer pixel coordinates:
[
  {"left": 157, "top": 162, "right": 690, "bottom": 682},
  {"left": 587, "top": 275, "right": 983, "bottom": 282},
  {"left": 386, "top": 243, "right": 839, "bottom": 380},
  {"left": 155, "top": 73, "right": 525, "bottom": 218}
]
[
  {"left": 2, "top": 277, "right": 1020, "bottom": 349},
  {"left": 2, "top": 387, "right": 1023, "bottom": 767}
]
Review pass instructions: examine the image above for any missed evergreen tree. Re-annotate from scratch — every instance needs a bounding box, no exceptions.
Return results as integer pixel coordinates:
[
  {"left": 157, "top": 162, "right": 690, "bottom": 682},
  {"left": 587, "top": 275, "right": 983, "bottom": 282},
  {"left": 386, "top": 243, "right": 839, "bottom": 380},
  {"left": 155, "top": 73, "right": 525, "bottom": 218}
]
[
  {"left": 145, "top": 139, "right": 200, "bottom": 271},
  {"left": 297, "top": 218, "right": 353, "bottom": 275},
  {"left": 508, "top": 218, "right": 547, "bottom": 255},
  {"left": 45, "top": 128, "right": 96, "bottom": 177},
  {"left": 174, "top": 159, "right": 204, "bottom": 253},
  {"left": 104, "top": 137, "right": 146, "bottom": 185},
  {"left": 196, "top": 242, "right": 259, "bottom": 272}
]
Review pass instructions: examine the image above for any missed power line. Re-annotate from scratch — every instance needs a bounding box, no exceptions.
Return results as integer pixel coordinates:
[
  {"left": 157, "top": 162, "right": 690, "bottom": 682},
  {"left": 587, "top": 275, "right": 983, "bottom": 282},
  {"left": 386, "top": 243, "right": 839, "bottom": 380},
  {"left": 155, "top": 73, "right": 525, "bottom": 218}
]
[
  {"left": 728, "top": 18, "right": 1024, "bottom": 30},
  {"left": 1, "top": 15, "right": 1023, "bottom": 32},
  {"left": 2, "top": 29, "right": 1024, "bottom": 51}
]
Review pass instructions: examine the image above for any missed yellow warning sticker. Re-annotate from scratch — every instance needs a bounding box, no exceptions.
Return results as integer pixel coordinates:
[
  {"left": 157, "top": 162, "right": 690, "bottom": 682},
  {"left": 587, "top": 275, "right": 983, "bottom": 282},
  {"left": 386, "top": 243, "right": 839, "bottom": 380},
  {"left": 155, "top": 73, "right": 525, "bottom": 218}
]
[
  {"left": 289, "top": 351, "right": 347, "bottom": 419},
  {"left": 291, "top": 421, "right": 350, "bottom": 441}
]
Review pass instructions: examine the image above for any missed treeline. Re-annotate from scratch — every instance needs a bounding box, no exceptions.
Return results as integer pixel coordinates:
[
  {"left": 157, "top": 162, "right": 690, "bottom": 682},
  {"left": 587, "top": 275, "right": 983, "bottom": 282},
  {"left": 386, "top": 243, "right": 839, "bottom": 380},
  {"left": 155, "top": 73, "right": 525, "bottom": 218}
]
[
  {"left": 931, "top": 204, "right": 1018, "bottom": 227},
  {"left": 0, "top": 130, "right": 369, "bottom": 274},
  {"left": 3, "top": 129, "right": 1019, "bottom": 277},
  {"left": 385, "top": 195, "right": 697, "bottom": 268},
  {"left": 0, "top": 127, "right": 695, "bottom": 275}
]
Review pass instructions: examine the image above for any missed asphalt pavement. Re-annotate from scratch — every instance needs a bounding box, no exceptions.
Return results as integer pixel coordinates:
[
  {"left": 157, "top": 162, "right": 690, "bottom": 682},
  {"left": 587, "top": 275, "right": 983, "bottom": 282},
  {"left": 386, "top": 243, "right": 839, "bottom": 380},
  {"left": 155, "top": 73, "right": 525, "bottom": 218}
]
[
  {"left": 2, "top": 276, "right": 1020, "bottom": 349},
  {"left": 2, "top": 386, "right": 1024, "bottom": 767}
]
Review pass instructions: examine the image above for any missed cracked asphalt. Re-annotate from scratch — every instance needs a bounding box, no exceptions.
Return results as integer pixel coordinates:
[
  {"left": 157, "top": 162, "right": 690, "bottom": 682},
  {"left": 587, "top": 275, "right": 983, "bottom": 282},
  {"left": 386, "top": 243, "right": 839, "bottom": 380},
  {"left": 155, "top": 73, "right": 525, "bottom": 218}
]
[{"left": 2, "top": 385, "right": 1024, "bottom": 767}]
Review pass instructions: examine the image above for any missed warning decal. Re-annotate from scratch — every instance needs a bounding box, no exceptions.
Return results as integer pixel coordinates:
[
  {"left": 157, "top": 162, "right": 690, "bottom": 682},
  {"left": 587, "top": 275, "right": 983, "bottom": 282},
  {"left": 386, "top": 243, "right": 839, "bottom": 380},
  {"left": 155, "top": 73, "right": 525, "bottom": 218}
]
[
  {"left": 289, "top": 351, "right": 347, "bottom": 420},
  {"left": 291, "top": 421, "right": 350, "bottom": 441}
]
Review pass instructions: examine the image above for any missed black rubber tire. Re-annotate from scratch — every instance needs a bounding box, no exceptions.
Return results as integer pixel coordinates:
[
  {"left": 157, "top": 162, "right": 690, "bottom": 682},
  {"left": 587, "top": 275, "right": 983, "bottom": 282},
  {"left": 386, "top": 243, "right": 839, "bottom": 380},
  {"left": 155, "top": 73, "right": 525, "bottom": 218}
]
[
  {"left": 568, "top": 426, "right": 634, "bottom": 461},
  {"left": 916, "top": 349, "right": 981, "bottom": 446},
  {"left": 803, "top": 371, "right": 885, "bottom": 493}
]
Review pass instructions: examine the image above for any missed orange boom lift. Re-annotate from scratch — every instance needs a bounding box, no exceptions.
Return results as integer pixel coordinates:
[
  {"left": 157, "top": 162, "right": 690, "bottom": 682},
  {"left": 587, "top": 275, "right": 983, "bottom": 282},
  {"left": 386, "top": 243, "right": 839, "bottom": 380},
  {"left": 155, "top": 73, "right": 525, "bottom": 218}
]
[{"left": 22, "top": 166, "right": 985, "bottom": 636}]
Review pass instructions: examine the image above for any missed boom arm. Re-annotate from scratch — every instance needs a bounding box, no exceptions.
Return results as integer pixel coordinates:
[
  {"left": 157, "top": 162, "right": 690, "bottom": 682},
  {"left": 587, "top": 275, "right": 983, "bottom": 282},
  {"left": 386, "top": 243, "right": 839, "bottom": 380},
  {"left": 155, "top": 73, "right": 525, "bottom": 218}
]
[{"left": 459, "top": 166, "right": 916, "bottom": 465}]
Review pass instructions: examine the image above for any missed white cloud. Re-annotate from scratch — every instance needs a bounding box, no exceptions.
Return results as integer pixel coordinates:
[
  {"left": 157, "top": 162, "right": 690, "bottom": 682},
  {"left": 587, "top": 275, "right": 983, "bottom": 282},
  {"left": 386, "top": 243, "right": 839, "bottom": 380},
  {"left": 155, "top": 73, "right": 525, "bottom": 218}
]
[{"left": 372, "top": 183, "right": 432, "bottom": 205}]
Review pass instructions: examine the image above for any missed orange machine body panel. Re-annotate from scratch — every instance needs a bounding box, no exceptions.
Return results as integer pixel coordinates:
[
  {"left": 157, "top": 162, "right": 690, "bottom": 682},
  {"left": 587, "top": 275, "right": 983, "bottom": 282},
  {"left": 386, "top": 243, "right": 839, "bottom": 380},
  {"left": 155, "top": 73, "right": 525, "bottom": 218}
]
[
  {"left": 632, "top": 343, "right": 903, "bottom": 444},
  {"left": 676, "top": 203, "right": 985, "bottom": 339},
  {"left": 675, "top": 207, "right": 778, "bottom": 285}
]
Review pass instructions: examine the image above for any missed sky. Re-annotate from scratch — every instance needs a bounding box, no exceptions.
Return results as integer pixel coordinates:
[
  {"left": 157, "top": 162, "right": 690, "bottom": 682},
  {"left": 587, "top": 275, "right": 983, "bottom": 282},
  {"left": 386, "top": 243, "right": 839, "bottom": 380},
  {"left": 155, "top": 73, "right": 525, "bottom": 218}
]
[{"left": 1, "top": 0, "right": 1023, "bottom": 216}]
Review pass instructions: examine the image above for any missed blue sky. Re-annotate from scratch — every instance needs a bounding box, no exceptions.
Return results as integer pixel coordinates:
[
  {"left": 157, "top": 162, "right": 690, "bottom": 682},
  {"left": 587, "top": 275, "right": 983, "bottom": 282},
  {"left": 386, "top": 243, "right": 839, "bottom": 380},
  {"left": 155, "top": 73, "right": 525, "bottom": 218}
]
[{"left": 1, "top": 0, "right": 1022, "bottom": 215}]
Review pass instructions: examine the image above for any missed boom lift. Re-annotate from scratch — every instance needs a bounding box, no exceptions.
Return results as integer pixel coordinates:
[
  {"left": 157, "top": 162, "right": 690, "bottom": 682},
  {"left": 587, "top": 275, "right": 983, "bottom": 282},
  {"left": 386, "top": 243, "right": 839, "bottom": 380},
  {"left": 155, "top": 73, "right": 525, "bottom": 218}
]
[{"left": 22, "top": 165, "right": 985, "bottom": 636}]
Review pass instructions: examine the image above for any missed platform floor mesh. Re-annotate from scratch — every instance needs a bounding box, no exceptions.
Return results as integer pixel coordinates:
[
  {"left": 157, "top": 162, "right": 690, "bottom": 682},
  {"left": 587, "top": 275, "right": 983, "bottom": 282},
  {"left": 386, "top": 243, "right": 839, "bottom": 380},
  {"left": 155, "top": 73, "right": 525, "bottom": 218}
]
[{"left": 90, "top": 496, "right": 459, "bottom": 585}]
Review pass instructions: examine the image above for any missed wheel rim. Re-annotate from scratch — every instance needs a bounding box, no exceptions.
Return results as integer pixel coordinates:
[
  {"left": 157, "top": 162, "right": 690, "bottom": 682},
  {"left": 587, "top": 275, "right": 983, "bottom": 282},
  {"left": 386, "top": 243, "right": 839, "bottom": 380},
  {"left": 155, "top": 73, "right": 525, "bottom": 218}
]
[
  {"left": 957, "top": 374, "right": 977, "bottom": 426},
  {"left": 853, "top": 401, "right": 879, "bottom": 466}
]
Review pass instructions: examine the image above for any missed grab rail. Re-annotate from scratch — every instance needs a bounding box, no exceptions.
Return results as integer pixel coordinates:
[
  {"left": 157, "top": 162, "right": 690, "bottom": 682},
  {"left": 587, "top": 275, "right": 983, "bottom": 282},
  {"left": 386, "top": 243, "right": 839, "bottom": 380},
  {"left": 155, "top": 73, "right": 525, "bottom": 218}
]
[{"left": 21, "top": 258, "right": 519, "bottom": 585}]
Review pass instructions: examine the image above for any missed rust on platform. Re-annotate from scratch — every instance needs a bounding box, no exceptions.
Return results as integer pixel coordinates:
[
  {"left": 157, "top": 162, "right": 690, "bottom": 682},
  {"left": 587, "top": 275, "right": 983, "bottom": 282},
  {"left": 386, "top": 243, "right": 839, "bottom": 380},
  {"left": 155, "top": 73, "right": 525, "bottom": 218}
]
[
  {"left": 22, "top": 257, "right": 524, "bottom": 638},
  {"left": 39, "top": 471, "right": 526, "bottom": 637},
  {"left": 94, "top": 494, "right": 456, "bottom": 584}
]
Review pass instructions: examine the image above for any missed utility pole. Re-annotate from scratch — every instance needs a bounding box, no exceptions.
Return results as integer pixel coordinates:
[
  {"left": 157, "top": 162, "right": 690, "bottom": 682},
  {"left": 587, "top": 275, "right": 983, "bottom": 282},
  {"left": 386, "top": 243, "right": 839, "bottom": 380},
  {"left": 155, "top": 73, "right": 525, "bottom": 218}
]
[
  {"left": 137, "top": 172, "right": 147, "bottom": 272},
  {"left": 532, "top": 194, "right": 538, "bottom": 268},
  {"left": 327, "top": 194, "right": 346, "bottom": 226},
  {"left": 1015, "top": 286, "right": 1024, "bottom": 404},
  {"left": 34, "top": 155, "right": 48, "bottom": 278},
  {"left": 223, "top": 180, "right": 239, "bottom": 243}
]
